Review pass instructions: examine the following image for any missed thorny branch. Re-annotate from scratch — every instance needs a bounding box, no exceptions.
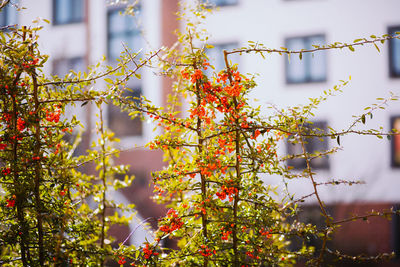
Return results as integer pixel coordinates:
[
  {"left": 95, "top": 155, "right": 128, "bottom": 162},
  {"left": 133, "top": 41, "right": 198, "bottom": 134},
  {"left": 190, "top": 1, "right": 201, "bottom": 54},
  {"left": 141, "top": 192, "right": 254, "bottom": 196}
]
[{"left": 226, "top": 34, "right": 400, "bottom": 56}]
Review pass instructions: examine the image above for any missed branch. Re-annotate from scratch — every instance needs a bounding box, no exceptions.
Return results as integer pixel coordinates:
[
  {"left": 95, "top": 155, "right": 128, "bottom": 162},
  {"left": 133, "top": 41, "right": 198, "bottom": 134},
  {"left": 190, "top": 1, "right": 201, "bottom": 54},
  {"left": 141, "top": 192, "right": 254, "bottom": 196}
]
[
  {"left": 333, "top": 209, "right": 398, "bottom": 225},
  {"left": 227, "top": 34, "right": 400, "bottom": 56},
  {"left": 0, "top": 0, "right": 10, "bottom": 10},
  {"left": 39, "top": 49, "right": 160, "bottom": 87}
]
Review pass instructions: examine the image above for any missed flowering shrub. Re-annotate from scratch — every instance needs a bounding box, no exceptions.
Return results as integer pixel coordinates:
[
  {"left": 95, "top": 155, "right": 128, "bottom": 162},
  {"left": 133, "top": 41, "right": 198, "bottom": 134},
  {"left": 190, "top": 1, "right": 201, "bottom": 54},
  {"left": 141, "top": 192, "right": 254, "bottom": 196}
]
[
  {"left": 111, "top": 3, "right": 399, "bottom": 267},
  {"left": 158, "top": 209, "right": 184, "bottom": 234},
  {"left": 137, "top": 56, "right": 302, "bottom": 266},
  {"left": 0, "top": 24, "right": 139, "bottom": 266},
  {"left": 0, "top": 2, "right": 399, "bottom": 267}
]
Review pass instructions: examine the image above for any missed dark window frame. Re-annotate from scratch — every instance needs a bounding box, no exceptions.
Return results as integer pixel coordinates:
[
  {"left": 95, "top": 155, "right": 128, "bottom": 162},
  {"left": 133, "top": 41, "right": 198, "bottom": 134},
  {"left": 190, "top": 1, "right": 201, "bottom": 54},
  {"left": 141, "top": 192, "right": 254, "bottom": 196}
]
[
  {"left": 106, "top": 6, "right": 142, "bottom": 61},
  {"left": 0, "top": 1, "right": 18, "bottom": 29},
  {"left": 205, "top": 42, "right": 239, "bottom": 75},
  {"left": 108, "top": 87, "right": 143, "bottom": 137},
  {"left": 203, "top": 0, "right": 238, "bottom": 7},
  {"left": 52, "top": 57, "right": 86, "bottom": 76},
  {"left": 285, "top": 34, "right": 327, "bottom": 84},
  {"left": 391, "top": 116, "right": 400, "bottom": 168},
  {"left": 286, "top": 121, "right": 330, "bottom": 170},
  {"left": 52, "top": 0, "right": 84, "bottom": 25},
  {"left": 389, "top": 26, "right": 400, "bottom": 78},
  {"left": 52, "top": 56, "right": 87, "bottom": 156},
  {"left": 106, "top": 6, "right": 143, "bottom": 137}
]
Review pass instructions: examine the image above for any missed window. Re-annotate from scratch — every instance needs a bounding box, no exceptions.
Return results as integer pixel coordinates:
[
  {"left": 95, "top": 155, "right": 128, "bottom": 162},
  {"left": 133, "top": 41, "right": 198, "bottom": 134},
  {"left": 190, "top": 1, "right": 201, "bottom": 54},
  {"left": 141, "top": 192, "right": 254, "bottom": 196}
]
[
  {"left": 107, "top": 7, "right": 142, "bottom": 61},
  {"left": 52, "top": 57, "right": 86, "bottom": 95},
  {"left": 206, "top": 42, "right": 239, "bottom": 76},
  {"left": 53, "top": 57, "right": 86, "bottom": 156},
  {"left": 52, "top": 57, "right": 85, "bottom": 77},
  {"left": 286, "top": 121, "right": 329, "bottom": 170},
  {"left": 108, "top": 88, "right": 142, "bottom": 137},
  {"left": 0, "top": 1, "right": 18, "bottom": 29},
  {"left": 391, "top": 116, "right": 400, "bottom": 167},
  {"left": 389, "top": 26, "right": 400, "bottom": 78},
  {"left": 53, "top": 0, "right": 84, "bottom": 25},
  {"left": 107, "top": 7, "right": 143, "bottom": 137},
  {"left": 285, "top": 35, "right": 326, "bottom": 84},
  {"left": 204, "top": 0, "right": 238, "bottom": 7}
]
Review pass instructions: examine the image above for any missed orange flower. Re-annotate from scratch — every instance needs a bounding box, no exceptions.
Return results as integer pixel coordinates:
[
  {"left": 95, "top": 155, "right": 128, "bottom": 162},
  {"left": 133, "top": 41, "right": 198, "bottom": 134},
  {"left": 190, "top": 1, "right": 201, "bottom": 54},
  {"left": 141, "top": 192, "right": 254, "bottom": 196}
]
[
  {"left": 181, "top": 68, "right": 190, "bottom": 80},
  {"left": 17, "top": 118, "right": 25, "bottom": 132},
  {"left": 191, "top": 69, "right": 203, "bottom": 83},
  {"left": 6, "top": 199, "right": 15, "bottom": 207},
  {"left": 253, "top": 129, "right": 261, "bottom": 139}
]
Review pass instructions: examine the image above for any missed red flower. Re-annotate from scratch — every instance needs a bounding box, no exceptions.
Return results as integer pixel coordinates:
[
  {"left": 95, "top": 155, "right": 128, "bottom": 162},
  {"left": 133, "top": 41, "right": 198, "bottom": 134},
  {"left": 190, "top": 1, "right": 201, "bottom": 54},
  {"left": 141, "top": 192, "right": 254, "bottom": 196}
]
[
  {"left": 59, "top": 189, "right": 67, "bottom": 196},
  {"left": 259, "top": 227, "right": 272, "bottom": 238},
  {"left": 118, "top": 256, "right": 126, "bottom": 265},
  {"left": 216, "top": 191, "right": 226, "bottom": 200},
  {"left": 181, "top": 68, "right": 190, "bottom": 80},
  {"left": 143, "top": 243, "right": 158, "bottom": 259},
  {"left": 224, "top": 83, "right": 242, "bottom": 97},
  {"left": 6, "top": 199, "right": 15, "bottom": 207},
  {"left": 17, "top": 118, "right": 25, "bottom": 132},
  {"left": 2, "top": 168, "right": 11, "bottom": 175},
  {"left": 159, "top": 209, "right": 184, "bottom": 233},
  {"left": 198, "top": 244, "right": 214, "bottom": 257},
  {"left": 190, "top": 69, "right": 203, "bottom": 83},
  {"left": 221, "top": 230, "right": 232, "bottom": 240},
  {"left": 216, "top": 185, "right": 238, "bottom": 202},
  {"left": 253, "top": 129, "right": 261, "bottom": 139},
  {"left": 45, "top": 111, "right": 60, "bottom": 123}
]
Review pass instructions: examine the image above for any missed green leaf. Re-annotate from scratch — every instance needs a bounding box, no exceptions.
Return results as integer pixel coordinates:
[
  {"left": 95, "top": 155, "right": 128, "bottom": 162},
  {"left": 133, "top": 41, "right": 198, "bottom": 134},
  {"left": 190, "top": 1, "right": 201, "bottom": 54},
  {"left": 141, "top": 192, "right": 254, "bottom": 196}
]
[
  {"left": 361, "top": 114, "right": 366, "bottom": 124},
  {"left": 104, "top": 78, "right": 113, "bottom": 84},
  {"left": 374, "top": 43, "right": 380, "bottom": 52}
]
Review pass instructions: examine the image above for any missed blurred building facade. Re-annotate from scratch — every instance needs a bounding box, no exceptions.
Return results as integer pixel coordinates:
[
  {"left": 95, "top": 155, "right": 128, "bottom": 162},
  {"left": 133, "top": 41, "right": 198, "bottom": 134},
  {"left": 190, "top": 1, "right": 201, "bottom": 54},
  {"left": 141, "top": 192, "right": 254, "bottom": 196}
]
[
  {"left": 201, "top": 0, "right": 400, "bottom": 265},
  {"left": 3, "top": 0, "right": 400, "bottom": 264}
]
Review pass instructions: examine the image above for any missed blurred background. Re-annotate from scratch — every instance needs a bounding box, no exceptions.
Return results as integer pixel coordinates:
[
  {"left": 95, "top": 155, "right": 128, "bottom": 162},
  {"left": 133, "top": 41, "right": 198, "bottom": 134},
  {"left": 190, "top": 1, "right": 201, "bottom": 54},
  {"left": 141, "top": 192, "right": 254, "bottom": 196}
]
[{"left": 3, "top": 0, "right": 400, "bottom": 265}]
